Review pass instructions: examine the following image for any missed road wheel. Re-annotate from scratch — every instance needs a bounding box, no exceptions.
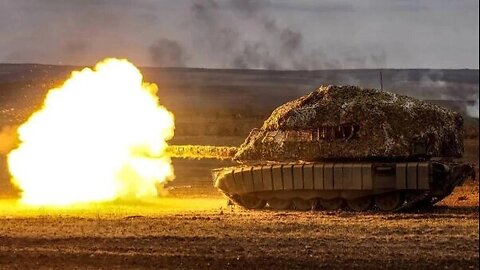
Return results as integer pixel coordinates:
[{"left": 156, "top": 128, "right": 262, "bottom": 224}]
[
  {"left": 318, "top": 198, "right": 343, "bottom": 210},
  {"left": 292, "top": 198, "right": 313, "bottom": 211},
  {"left": 239, "top": 195, "right": 266, "bottom": 209},
  {"left": 347, "top": 196, "right": 373, "bottom": 212},
  {"left": 375, "top": 192, "right": 404, "bottom": 211},
  {"left": 267, "top": 198, "right": 292, "bottom": 210}
]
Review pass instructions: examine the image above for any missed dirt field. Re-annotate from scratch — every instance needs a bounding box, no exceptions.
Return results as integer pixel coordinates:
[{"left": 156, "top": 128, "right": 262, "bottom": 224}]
[{"left": 0, "top": 183, "right": 478, "bottom": 270}]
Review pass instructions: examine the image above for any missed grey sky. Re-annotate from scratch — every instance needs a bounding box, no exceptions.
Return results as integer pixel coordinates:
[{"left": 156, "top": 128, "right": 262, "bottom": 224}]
[{"left": 0, "top": 0, "right": 478, "bottom": 69}]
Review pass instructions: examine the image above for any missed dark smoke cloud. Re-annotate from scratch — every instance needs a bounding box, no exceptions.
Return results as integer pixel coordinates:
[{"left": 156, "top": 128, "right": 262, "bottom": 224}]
[
  {"left": 417, "top": 70, "right": 479, "bottom": 117},
  {"left": 386, "top": 69, "right": 480, "bottom": 117},
  {"left": 0, "top": 0, "right": 478, "bottom": 69},
  {"left": 188, "top": 0, "right": 347, "bottom": 69},
  {"left": 229, "top": 0, "right": 265, "bottom": 16},
  {"left": 149, "top": 39, "right": 188, "bottom": 67}
]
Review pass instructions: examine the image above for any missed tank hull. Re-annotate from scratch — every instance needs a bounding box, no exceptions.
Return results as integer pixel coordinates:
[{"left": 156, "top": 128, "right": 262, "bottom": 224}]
[{"left": 212, "top": 161, "right": 474, "bottom": 211}]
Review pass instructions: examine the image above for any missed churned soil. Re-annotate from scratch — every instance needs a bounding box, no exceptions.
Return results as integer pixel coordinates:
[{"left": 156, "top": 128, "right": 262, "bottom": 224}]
[{"left": 0, "top": 184, "right": 478, "bottom": 270}]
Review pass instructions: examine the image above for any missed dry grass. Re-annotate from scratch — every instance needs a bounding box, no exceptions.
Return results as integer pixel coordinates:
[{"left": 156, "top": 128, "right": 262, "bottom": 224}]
[
  {"left": 438, "top": 182, "right": 479, "bottom": 208},
  {"left": 0, "top": 184, "right": 478, "bottom": 270}
]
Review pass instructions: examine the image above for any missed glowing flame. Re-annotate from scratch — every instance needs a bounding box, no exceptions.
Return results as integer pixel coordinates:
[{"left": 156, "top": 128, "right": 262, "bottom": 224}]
[{"left": 7, "top": 58, "right": 175, "bottom": 205}]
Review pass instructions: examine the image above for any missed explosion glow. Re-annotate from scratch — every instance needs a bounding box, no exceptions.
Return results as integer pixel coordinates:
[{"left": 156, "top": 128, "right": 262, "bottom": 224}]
[{"left": 7, "top": 58, "right": 175, "bottom": 206}]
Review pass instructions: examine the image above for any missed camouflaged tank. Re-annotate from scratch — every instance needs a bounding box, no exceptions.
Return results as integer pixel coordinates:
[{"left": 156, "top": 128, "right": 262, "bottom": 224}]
[{"left": 207, "top": 85, "right": 475, "bottom": 212}]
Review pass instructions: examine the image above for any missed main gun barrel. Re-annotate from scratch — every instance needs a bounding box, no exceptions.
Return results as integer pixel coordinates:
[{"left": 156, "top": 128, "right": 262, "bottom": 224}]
[{"left": 165, "top": 145, "right": 238, "bottom": 160}]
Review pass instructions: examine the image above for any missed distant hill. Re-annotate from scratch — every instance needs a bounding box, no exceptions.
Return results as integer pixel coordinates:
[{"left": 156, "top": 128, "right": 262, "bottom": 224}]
[{"left": 0, "top": 64, "right": 478, "bottom": 131}]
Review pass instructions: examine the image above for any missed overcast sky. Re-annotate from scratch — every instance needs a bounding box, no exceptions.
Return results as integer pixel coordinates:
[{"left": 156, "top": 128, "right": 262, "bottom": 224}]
[{"left": 0, "top": 0, "right": 478, "bottom": 69}]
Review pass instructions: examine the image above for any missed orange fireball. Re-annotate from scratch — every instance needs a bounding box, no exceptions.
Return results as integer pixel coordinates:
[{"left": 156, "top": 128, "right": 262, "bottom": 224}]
[{"left": 7, "top": 58, "right": 175, "bottom": 206}]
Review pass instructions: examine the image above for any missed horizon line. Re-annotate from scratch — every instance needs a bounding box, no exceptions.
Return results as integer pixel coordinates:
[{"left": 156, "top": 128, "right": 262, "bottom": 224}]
[{"left": 0, "top": 62, "right": 478, "bottom": 72}]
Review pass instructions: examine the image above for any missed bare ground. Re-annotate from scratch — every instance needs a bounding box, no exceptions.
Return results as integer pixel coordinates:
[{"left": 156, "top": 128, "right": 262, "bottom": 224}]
[{"left": 0, "top": 183, "right": 478, "bottom": 270}]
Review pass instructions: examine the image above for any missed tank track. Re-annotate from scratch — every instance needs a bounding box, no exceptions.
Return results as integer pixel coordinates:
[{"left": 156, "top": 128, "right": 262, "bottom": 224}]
[
  {"left": 226, "top": 190, "right": 434, "bottom": 212},
  {"left": 213, "top": 161, "right": 474, "bottom": 212}
]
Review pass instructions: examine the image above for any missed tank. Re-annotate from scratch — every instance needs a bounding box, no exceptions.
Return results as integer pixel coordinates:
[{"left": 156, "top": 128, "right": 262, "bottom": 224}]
[{"left": 168, "top": 85, "right": 475, "bottom": 211}]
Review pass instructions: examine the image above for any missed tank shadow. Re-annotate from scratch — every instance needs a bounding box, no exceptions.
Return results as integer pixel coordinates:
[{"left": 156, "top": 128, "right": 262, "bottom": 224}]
[
  {"left": 425, "top": 205, "right": 479, "bottom": 214},
  {"left": 386, "top": 205, "right": 479, "bottom": 219}
]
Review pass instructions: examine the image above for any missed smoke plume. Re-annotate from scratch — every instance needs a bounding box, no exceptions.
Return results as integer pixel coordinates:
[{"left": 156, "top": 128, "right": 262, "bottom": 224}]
[
  {"left": 149, "top": 39, "right": 188, "bottom": 67},
  {"left": 188, "top": 0, "right": 344, "bottom": 69},
  {"left": 0, "top": 1, "right": 477, "bottom": 69}
]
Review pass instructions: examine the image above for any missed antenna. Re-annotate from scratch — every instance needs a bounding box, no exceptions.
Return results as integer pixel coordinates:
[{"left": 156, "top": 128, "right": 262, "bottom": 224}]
[{"left": 380, "top": 70, "right": 384, "bottom": 91}]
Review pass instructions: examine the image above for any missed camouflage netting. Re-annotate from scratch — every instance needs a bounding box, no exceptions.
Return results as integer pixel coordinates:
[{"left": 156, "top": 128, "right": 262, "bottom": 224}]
[{"left": 234, "top": 85, "right": 464, "bottom": 163}]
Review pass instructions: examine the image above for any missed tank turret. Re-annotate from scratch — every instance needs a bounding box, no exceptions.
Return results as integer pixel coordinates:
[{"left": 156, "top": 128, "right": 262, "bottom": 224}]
[{"left": 234, "top": 85, "right": 463, "bottom": 162}]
